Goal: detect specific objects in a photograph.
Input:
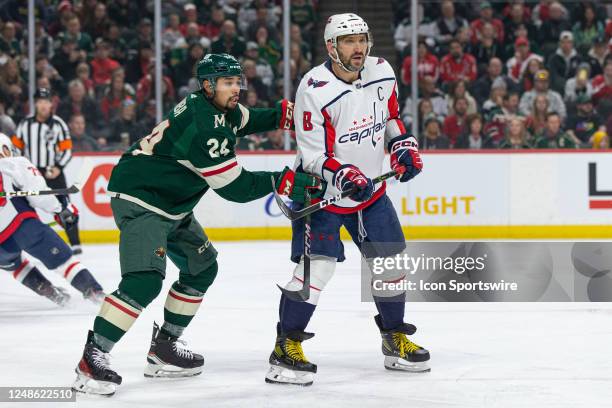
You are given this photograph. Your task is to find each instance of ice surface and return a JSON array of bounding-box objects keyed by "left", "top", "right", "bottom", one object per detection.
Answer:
[{"left": 1, "top": 242, "right": 611, "bottom": 408}]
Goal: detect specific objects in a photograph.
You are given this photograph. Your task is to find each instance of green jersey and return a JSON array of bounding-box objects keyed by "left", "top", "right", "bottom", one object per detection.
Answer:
[{"left": 107, "top": 91, "right": 284, "bottom": 219}]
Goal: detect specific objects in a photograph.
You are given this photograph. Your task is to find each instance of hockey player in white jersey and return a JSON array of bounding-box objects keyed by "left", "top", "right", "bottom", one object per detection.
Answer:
[
  {"left": 265, "top": 14, "right": 429, "bottom": 386},
  {"left": 0, "top": 133, "right": 104, "bottom": 305}
]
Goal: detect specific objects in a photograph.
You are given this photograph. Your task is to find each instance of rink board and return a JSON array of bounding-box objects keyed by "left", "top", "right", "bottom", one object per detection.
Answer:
[{"left": 54, "top": 150, "right": 612, "bottom": 241}]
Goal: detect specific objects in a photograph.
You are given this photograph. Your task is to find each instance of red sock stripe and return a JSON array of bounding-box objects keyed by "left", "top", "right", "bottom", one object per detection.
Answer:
[
  {"left": 12, "top": 259, "right": 30, "bottom": 279},
  {"left": 104, "top": 296, "right": 139, "bottom": 318},
  {"left": 169, "top": 290, "right": 203, "bottom": 303},
  {"left": 294, "top": 276, "right": 322, "bottom": 291},
  {"left": 63, "top": 261, "right": 80, "bottom": 278}
]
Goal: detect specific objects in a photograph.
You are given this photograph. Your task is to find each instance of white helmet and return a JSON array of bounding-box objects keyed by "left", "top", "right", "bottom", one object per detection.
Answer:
[
  {"left": 0, "top": 132, "right": 15, "bottom": 158},
  {"left": 324, "top": 13, "right": 372, "bottom": 72}
]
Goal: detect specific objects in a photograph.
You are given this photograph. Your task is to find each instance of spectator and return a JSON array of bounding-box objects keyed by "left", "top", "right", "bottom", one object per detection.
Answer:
[
  {"left": 290, "top": 23, "right": 312, "bottom": 62},
  {"left": 290, "top": 0, "right": 315, "bottom": 41},
  {"left": 455, "top": 113, "right": 494, "bottom": 149},
  {"left": 586, "top": 35, "right": 609, "bottom": 78},
  {"left": 59, "top": 15, "right": 93, "bottom": 57},
  {"left": 128, "top": 18, "right": 154, "bottom": 50},
  {"left": 504, "top": 2, "right": 537, "bottom": 51},
  {"left": 499, "top": 116, "right": 532, "bottom": 149},
  {"left": 443, "top": 96, "right": 469, "bottom": 146},
  {"left": 105, "top": 23, "right": 128, "bottom": 64},
  {"left": 163, "top": 13, "right": 186, "bottom": 52},
  {"left": 482, "top": 77, "right": 507, "bottom": 119},
  {"left": 507, "top": 37, "right": 544, "bottom": 83},
  {"left": 290, "top": 42, "right": 311, "bottom": 80},
  {"left": 420, "top": 113, "right": 450, "bottom": 149},
  {"left": 0, "top": 21, "right": 20, "bottom": 57},
  {"left": 173, "top": 41, "right": 205, "bottom": 91},
  {"left": 503, "top": 91, "right": 521, "bottom": 117},
  {"left": 519, "top": 69, "right": 566, "bottom": 120},
  {"left": 69, "top": 113, "right": 99, "bottom": 152},
  {"left": 470, "top": 58, "right": 516, "bottom": 106},
  {"left": 591, "top": 130, "right": 609, "bottom": 149},
  {"left": 470, "top": 1, "right": 504, "bottom": 45},
  {"left": 82, "top": 2, "right": 110, "bottom": 40},
  {"left": 47, "top": 0, "right": 75, "bottom": 37},
  {"left": 532, "top": 0, "right": 565, "bottom": 28},
  {"left": 534, "top": 112, "right": 578, "bottom": 148},
  {"left": 572, "top": 3, "right": 605, "bottom": 57},
  {"left": 138, "top": 100, "right": 157, "bottom": 133},
  {"left": 564, "top": 63, "right": 593, "bottom": 103},
  {"left": 33, "top": 19, "right": 55, "bottom": 59},
  {"left": 591, "top": 58, "right": 612, "bottom": 111},
  {"left": 243, "top": 58, "right": 270, "bottom": 104},
  {"left": 125, "top": 42, "right": 154, "bottom": 85},
  {"left": 136, "top": 62, "right": 175, "bottom": 111},
  {"left": 401, "top": 40, "right": 440, "bottom": 86},
  {"left": 0, "top": 58, "right": 24, "bottom": 115},
  {"left": 91, "top": 39, "right": 120, "bottom": 89},
  {"left": 34, "top": 55, "right": 63, "bottom": 95},
  {"left": 100, "top": 67, "right": 135, "bottom": 122},
  {"left": 0, "top": 92, "right": 16, "bottom": 135},
  {"left": 247, "top": 7, "right": 279, "bottom": 43},
  {"left": 76, "top": 62, "right": 95, "bottom": 98},
  {"left": 401, "top": 75, "right": 448, "bottom": 127},
  {"left": 432, "top": 0, "right": 468, "bottom": 53},
  {"left": 202, "top": 7, "right": 224, "bottom": 40},
  {"left": 446, "top": 79, "right": 477, "bottom": 115},
  {"left": 260, "top": 129, "right": 294, "bottom": 150},
  {"left": 525, "top": 94, "right": 550, "bottom": 135},
  {"left": 179, "top": 4, "right": 205, "bottom": 38},
  {"left": 107, "top": 0, "right": 141, "bottom": 29},
  {"left": 439, "top": 39, "right": 477, "bottom": 85},
  {"left": 244, "top": 41, "right": 274, "bottom": 87},
  {"left": 470, "top": 22, "right": 504, "bottom": 75},
  {"left": 566, "top": 94, "right": 606, "bottom": 145},
  {"left": 211, "top": 20, "right": 246, "bottom": 58},
  {"left": 538, "top": 2, "right": 571, "bottom": 59},
  {"left": 57, "top": 79, "right": 103, "bottom": 135},
  {"left": 106, "top": 98, "right": 144, "bottom": 149},
  {"left": 547, "top": 31, "right": 581, "bottom": 95},
  {"left": 520, "top": 57, "right": 546, "bottom": 92},
  {"left": 51, "top": 36, "right": 83, "bottom": 83}
]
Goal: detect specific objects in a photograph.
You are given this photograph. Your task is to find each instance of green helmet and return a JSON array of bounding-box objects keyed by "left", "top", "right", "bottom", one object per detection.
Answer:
[{"left": 196, "top": 53, "right": 246, "bottom": 93}]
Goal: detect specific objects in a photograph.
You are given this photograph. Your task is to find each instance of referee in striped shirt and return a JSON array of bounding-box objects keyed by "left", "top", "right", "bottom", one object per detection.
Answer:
[{"left": 12, "top": 88, "right": 83, "bottom": 254}]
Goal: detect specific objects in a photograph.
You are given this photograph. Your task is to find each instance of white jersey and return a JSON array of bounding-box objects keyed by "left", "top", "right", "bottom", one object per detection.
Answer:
[
  {"left": 294, "top": 56, "right": 407, "bottom": 213},
  {"left": 0, "top": 156, "right": 62, "bottom": 243}
]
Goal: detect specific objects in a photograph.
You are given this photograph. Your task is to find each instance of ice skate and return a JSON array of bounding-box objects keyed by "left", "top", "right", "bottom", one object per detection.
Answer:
[
  {"left": 144, "top": 322, "right": 204, "bottom": 378},
  {"left": 375, "top": 315, "right": 430, "bottom": 373},
  {"left": 39, "top": 283, "right": 70, "bottom": 307},
  {"left": 266, "top": 323, "right": 317, "bottom": 386},
  {"left": 83, "top": 287, "right": 105, "bottom": 304},
  {"left": 72, "top": 331, "right": 122, "bottom": 396}
]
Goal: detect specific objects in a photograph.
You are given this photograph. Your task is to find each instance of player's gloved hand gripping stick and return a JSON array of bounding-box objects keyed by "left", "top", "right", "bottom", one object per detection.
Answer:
[{"left": 272, "top": 168, "right": 403, "bottom": 222}]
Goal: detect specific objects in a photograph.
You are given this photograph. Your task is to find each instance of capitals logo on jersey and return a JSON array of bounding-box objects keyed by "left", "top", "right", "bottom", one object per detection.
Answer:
[
  {"left": 338, "top": 101, "right": 387, "bottom": 149},
  {"left": 307, "top": 77, "right": 328, "bottom": 88}
]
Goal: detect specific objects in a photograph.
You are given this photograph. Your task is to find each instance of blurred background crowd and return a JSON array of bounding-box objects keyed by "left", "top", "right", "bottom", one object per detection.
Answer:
[{"left": 0, "top": 0, "right": 610, "bottom": 151}]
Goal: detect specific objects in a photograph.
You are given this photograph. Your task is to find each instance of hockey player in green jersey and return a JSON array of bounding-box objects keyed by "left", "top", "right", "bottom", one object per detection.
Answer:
[{"left": 72, "top": 53, "right": 322, "bottom": 396}]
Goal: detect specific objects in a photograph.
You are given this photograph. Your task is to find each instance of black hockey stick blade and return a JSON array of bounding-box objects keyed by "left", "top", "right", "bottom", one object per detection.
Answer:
[{"left": 277, "top": 283, "right": 310, "bottom": 302}]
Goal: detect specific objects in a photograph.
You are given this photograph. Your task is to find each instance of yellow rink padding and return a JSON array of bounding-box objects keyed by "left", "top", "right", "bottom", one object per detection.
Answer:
[{"left": 57, "top": 225, "right": 612, "bottom": 244}]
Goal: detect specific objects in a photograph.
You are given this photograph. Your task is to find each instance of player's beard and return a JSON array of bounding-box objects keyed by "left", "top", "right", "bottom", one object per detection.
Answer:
[
  {"left": 338, "top": 49, "right": 365, "bottom": 72},
  {"left": 225, "top": 95, "right": 239, "bottom": 110}
]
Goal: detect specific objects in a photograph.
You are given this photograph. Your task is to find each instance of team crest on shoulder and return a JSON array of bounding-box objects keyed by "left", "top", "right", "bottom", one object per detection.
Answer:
[
  {"left": 377, "top": 58, "right": 385, "bottom": 65},
  {"left": 307, "top": 77, "right": 328, "bottom": 88}
]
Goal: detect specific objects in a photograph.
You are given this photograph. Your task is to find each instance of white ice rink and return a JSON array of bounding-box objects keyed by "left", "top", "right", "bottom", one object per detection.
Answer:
[{"left": 1, "top": 242, "right": 611, "bottom": 408}]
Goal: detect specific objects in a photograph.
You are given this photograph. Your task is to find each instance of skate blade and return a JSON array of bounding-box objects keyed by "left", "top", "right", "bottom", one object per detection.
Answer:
[
  {"left": 144, "top": 362, "right": 203, "bottom": 378},
  {"left": 384, "top": 356, "right": 431, "bottom": 373},
  {"left": 72, "top": 371, "right": 116, "bottom": 396},
  {"left": 265, "top": 365, "right": 314, "bottom": 386}
]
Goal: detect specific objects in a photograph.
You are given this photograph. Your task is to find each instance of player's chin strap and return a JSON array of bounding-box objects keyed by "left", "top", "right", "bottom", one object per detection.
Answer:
[{"left": 328, "top": 35, "right": 372, "bottom": 73}]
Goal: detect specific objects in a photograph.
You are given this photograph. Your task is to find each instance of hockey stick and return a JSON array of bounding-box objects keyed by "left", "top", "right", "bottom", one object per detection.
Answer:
[
  {"left": 272, "top": 169, "right": 400, "bottom": 221},
  {"left": 0, "top": 158, "right": 94, "bottom": 198},
  {"left": 277, "top": 189, "right": 312, "bottom": 302}
]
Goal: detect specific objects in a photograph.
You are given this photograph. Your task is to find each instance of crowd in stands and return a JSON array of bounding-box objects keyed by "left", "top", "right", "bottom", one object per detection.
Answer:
[
  {"left": 393, "top": 0, "right": 612, "bottom": 149},
  {"left": 0, "top": 1, "right": 610, "bottom": 151},
  {"left": 0, "top": 0, "right": 316, "bottom": 151}
]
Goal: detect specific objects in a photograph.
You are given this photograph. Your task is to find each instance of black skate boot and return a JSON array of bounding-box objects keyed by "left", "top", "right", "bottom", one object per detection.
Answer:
[
  {"left": 144, "top": 322, "right": 204, "bottom": 378},
  {"left": 266, "top": 323, "right": 317, "bottom": 386},
  {"left": 38, "top": 283, "right": 71, "bottom": 307},
  {"left": 72, "top": 330, "right": 122, "bottom": 396},
  {"left": 375, "top": 314, "right": 430, "bottom": 372}
]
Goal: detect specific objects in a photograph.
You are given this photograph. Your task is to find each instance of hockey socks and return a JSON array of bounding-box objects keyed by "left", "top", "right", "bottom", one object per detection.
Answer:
[
  {"left": 279, "top": 293, "right": 316, "bottom": 333},
  {"left": 161, "top": 281, "right": 204, "bottom": 338},
  {"left": 11, "top": 259, "right": 50, "bottom": 294},
  {"left": 373, "top": 293, "right": 406, "bottom": 330},
  {"left": 56, "top": 257, "right": 103, "bottom": 295}
]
